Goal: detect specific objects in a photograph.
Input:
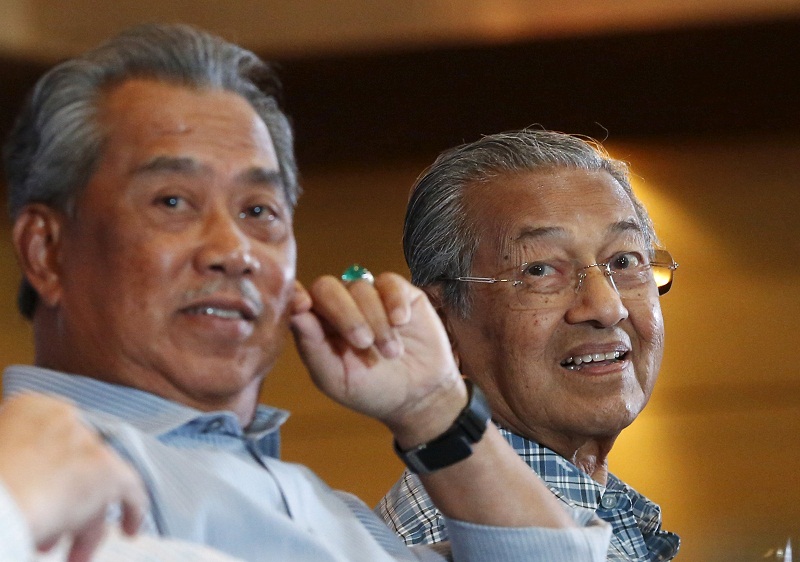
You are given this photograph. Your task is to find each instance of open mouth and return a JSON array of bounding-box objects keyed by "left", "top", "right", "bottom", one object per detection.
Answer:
[
  {"left": 184, "top": 305, "right": 254, "bottom": 321},
  {"left": 560, "top": 351, "right": 628, "bottom": 371}
]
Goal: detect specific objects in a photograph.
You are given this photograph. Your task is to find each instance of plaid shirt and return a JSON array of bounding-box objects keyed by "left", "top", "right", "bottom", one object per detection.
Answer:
[{"left": 377, "top": 428, "right": 679, "bottom": 561}]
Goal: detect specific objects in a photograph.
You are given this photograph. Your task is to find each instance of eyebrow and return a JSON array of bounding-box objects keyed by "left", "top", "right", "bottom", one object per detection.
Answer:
[
  {"left": 515, "top": 226, "right": 567, "bottom": 241},
  {"left": 514, "top": 219, "right": 645, "bottom": 242},
  {"left": 133, "top": 156, "right": 283, "bottom": 187},
  {"left": 134, "top": 156, "right": 205, "bottom": 176},
  {"left": 239, "top": 167, "right": 283, "bottom": 187},
  {"left": 610, "top": 218, "right": 645, "bottom": 237}
]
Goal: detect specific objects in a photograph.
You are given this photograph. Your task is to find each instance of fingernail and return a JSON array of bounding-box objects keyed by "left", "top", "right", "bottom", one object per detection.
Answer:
[
  {"left": 380, "top": 338, "right": 402, "bottom": 359},
  {"left": 389, "top": 307, "right": 409, "bottom": 325},
  {"left": 351, "top": 326, "right": 373, "bottom": 348}
]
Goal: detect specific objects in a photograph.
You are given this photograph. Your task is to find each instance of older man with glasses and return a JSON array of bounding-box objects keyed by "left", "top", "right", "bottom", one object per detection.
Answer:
[{"left": 378, "top": 129, "right": 680, "bottom": 561}]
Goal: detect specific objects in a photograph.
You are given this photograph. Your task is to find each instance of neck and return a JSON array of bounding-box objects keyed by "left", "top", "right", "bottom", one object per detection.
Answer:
[
  {"left": 499, "top": 420, "right": 618, "bottom": 485},
  {"left": 565, "top": 441, "right": 612, "bottom": 485}
]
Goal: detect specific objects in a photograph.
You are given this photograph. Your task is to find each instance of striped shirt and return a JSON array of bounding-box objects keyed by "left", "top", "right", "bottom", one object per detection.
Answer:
[
  {"left": 0, "top": 472, "right": 245, "bottom": 562},
  {"left": 378, "top": 428, "right": 679, "bottom": 561},
  {"left": 2, "top": 365, "right": 611, "bottom": 562}
]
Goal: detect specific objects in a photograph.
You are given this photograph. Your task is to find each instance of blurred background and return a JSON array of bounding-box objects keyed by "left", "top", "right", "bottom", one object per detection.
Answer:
[{"left": 1, "top": 1, "right": 799, "bottom": 560}]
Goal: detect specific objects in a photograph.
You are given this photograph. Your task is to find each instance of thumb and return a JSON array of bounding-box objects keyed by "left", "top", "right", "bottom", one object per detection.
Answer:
[{"left": 290, "top": 280, "right": 312, "bottom": 316}]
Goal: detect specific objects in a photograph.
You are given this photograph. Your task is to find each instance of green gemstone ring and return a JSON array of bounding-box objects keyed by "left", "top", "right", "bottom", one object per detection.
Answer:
[{"left": 341, "top": 264, "right": 374, "bottom": 285}]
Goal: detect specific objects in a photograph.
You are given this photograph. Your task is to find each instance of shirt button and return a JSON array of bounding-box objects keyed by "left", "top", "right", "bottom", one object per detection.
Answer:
[
  {"left": 206, "top": 419, "right": 224, "bottom": 431},
  {"left": 600, "top": 493, "right": 619, "bottom": 509}
]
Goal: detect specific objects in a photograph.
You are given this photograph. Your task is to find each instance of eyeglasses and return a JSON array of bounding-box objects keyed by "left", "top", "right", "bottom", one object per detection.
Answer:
[{"left": 443, "top": 249, "right": 678, "bottom": 310}]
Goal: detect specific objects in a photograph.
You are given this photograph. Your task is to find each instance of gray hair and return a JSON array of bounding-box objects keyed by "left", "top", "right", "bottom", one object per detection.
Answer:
[
  {"left": 403, "top": 129, "right": 659, "bottom": 317},
  {"left": 4, "top": 23, "right": 299, "bottom": 319}
]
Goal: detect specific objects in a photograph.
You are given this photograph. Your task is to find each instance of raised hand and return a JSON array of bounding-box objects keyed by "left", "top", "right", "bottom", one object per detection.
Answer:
[{"left": 289, "top": 272, "right": 467, "bottom": 447}]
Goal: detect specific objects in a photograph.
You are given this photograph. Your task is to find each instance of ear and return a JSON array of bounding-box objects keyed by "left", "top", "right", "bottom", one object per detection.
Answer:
[
  {"left": 12, "top": 204, "right": 67, "bottom": 309},
  {"left": 422, "top": 285, "right": 462, "bottom": 369}
]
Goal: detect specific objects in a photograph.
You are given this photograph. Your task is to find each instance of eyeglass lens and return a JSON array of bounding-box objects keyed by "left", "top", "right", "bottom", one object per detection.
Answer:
[{"left": 509, "top": 250, "right": 675, "bottom": 310}]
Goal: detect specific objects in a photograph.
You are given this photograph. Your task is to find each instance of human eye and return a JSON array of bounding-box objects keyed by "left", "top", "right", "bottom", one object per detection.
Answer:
[
  {"left": 518, "top": 261, "right": 567, "bottom": 294},
  {"left": 238, "top": 200, "right": 289, "bottom": 241},
  {"left": 143, "top": 190, "right": 197, "bottom": 229},
  {"left": 238, "top": 204, "right": 277, "bottom": 221},
  {"left": 156, "top": 195, "right": 180, "bottom": 208},
  {"left": 521, "top": 262, "right": 558, "bottom": 278},
  {"left": 153, "top": 194, "right": 192, "bottom": 213},
  {"left": 608, "top": 251, "right": 645, "bottom": 272}
]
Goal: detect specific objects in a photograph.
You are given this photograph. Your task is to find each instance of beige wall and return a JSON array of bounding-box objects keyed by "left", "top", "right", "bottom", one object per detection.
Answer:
[{"left": 1, "top": 133, "right": 799, "bottom": 560}]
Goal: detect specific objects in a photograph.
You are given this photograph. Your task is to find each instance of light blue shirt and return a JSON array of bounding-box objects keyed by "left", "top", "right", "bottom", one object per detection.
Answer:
[
  {"left": 0, "top": 478, "right": 245, "bottom": 562},
  {"left": 3, "top": 365, "right": 610, "bottom": 562}
]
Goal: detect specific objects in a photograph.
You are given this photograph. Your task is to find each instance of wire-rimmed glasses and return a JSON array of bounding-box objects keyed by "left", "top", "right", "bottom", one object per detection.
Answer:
[{"left": 443, "top": 249, "right": 678, "bottom": 310}]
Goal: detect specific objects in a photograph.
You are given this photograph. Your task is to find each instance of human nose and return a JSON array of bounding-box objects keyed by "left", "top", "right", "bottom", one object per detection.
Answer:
[
  {"left": 194, "top": 209, "right": 261, "bottom": 276},
  {"left": 564, "top": 264, "right": 628, "bottom": 327}
]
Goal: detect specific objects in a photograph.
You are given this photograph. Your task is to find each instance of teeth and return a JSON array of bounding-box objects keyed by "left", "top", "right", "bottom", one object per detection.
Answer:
[
  {"left": 562, "top": 351, "right": 623, "bottom": 369},
  {"left": 192, "top": 307, "right": 243, "bottom": 320}
]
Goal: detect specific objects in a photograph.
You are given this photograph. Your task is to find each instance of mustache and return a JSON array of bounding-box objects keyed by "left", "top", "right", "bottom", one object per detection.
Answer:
[{"left": 181, "top": 278, "right": 265, "bottom": 316}]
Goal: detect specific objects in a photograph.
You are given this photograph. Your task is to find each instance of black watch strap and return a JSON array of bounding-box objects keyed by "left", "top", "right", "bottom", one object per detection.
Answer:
[{"left": 393, "top": 380, "right": 491, "bottom": 475}]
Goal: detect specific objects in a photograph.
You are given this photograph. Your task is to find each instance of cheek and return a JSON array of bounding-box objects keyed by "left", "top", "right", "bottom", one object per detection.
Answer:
[
  {"left": 629, "top": 299, "right": 665, "bottom": 347},
  {"left": 506, "top": 308, "right": 562, "bottom": 343},
  {"left": 628, "top": 299, "right": 665, "bottom": 385},
  {"left": 259, "top": 241, "right": 296, "bottom": 294},
  {"left": 496, "top": 309, "right": 562, "bottom": 371},
  {"left": 112, "top": 240, "right": 181, "bottom": 291},
  {"left": 85, "top": 237, "right": 187, "bottom": 327}
]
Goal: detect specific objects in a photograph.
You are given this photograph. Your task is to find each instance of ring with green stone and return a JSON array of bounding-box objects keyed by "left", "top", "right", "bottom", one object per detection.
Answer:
[{"left": 341, "top": 264, "right": 375, "bottom": 285}]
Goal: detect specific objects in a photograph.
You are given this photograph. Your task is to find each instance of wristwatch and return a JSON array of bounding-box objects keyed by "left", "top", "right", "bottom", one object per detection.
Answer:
[{"left": 393, "top": 380, "right": 492, "bottom": 475}]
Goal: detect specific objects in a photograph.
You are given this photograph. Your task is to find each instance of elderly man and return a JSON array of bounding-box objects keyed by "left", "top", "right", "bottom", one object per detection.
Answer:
[
  {"left": 2, "top": 24, "right": 609, "bottom": 562},
  {"left": 378, "top": 130, "right": 680, "bottom": 561}
]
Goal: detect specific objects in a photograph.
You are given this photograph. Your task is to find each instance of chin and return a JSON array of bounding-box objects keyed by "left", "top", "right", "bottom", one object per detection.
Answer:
[{"left": 582, "top": 407, "right": 642, "bottom": 437}]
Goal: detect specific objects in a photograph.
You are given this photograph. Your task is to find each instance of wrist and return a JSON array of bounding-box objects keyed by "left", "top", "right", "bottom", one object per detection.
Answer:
[
  {"left": 388, "top": 375, "right": 468, "bottom": 449},
  {"left": 393, "top": 380, "right": 492, "bottom": 474}
]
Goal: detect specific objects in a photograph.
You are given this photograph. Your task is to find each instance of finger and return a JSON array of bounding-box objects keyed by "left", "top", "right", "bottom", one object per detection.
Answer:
[
  {"left": 373, "top": 272, "right": 414, "bottom": 326},
  {"left": 36, "top": 536, "right": 61, "bottom": 552},
  {"left": 66, "top": 514, "right": 106, "bottom": 562},
  {"left": 290, "top": 280, "right": 312, "bottom": 315},
  {"left": 90, "top": 428, "right": 148, "bottom": 536},
  {"left": 116, "top": 463, "right": 148, "bottom": 536},
  {"left": 308, "top": 275, "right": 374, "bottom": 349},
  {"left": 289, "top": 308, "right": 347, "bottom": 391},
  {"left": 347, "top": 280, "right": 402, "bottom": 359}
]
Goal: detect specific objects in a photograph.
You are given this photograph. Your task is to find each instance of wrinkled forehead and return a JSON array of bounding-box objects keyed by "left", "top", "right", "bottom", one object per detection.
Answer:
[{"left": 464, "top": 168, "right": 645, "bottom": 258}]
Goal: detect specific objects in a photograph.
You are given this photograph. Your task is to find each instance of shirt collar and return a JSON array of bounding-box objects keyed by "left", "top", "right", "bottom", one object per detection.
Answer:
[
  {"left": 2, "top": 364, "right": 288, "bottom": 442},
  {"left": 497, "top": 427, "right": 645, "bottom": 511},
  {"left": 497, "top": 427, "right": 678, "bottom": 559}
]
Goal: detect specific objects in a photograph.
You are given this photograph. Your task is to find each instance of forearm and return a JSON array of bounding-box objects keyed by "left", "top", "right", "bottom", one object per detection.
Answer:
[
  {"left": 415, "top": 425, "right": 575, "bottom": 529},
  {"left": 444, "top": 508, "right": 611, "bottom": 562},
  {"left": 388, "top": 379, "right": 572, "bottom": 530}
]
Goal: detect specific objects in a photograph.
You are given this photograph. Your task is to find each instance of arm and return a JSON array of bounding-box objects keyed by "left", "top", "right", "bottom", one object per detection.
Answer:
[
  {"left": 0, "top": 393, "right": 148, "bottom": 562},
  {"left": 290, "top": 273, "right": 610, "bottom": 559}
]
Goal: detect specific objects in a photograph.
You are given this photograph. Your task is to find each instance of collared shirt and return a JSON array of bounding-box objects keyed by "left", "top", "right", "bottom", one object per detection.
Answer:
[
  {"left": 378, "top": 427, "right": 679, "bottom": 562},
  {"left": 3, "top": 366, "right": 611, "bottom": 562},
  {"left": 0, "top": 479, "right": 245, "bottom": 562}
]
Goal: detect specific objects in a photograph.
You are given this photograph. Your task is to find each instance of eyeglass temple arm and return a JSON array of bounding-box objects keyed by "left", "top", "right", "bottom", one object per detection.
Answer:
[
  {"left": 651, "top": 261, "right": 679, "bottom": 271},
  {"left": 445, "top": 276, "right": 512, "bottom": 284}
]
